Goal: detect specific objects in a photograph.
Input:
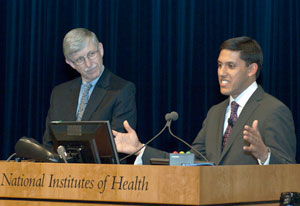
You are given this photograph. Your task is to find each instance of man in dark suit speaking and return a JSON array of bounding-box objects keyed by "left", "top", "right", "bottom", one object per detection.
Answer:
[
  {"left": 113, "top": 36, "right": 296, "bottom": 165},
  {"left": 43, "top": 28, "right": 137, "bottom": 148}
]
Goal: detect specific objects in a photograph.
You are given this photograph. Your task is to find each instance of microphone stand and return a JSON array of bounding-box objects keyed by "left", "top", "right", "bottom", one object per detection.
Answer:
[
  {"left": 119, "top": 121, "right": 169, "bottom": 162},
  {"left": 167, "top": 121, "right": 210, "bottom": 162},
  {"left": 119, "top": 111, "right": 211, "bottom": 164}
]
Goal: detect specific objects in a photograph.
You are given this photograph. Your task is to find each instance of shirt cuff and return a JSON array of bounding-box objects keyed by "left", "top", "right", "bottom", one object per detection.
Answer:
[
  {"left": 133, "top": 144, "right": 146, "bottom": 165},
  {"left": 258, "top": 147, "right": 271, "bottom": 165}
]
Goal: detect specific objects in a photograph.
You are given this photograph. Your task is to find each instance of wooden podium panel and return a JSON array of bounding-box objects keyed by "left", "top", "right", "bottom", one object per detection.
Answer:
[
  {"left": 0, "top": 162, "right": 200, "bottom": 205},
  {"left": 199, "top": 164, "right": 300, "bottom": 204},
  {"left": 0, "top": 200, "right": 139, "bottom": 206},
  {"left": 0, "top": 162, "right": 299, "bottom": 205}
]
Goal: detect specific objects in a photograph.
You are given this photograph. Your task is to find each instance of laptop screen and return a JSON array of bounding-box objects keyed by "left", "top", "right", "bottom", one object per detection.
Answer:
[{"left": 49, "top": 121, "right": 120, "bottom": 164}]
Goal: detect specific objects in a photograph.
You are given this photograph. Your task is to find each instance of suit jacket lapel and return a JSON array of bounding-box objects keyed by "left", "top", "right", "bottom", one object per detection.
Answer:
[
  {"left": 215, "top": 100, "right": 229, "bottom": 158},
  {"left": 81, "top": 69, "right": 111, "bottom": 121},
  {"left": 219, "top": 86, "right": 264, "bottom": 161},
  {"left": 66, "top": 78, "right": 81, "bottom": 120}
]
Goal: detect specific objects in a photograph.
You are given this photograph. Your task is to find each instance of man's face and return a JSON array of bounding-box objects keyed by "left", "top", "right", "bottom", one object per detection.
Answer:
[
  {"left": 66, "top": 39, "right": 104, "bottom": 82},
  {"left": 217, "top": 49, "right": 256, "bottom": 98}
]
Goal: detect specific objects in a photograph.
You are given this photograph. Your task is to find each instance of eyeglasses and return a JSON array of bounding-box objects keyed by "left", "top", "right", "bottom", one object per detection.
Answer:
[{"left": 72, "top": 49, "right": 99, "bottom": 66}]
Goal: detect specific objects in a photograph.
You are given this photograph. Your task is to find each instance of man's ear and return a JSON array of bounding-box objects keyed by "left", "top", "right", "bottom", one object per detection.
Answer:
[
  {"left": 248, "top": 63, "right": 258, "bottom": 77},
  {"left": 65, "top": 58, "right": 76, "bottom": 70},
  {"left": 99, "top": 42, "right": 104, "bottom": 57}
]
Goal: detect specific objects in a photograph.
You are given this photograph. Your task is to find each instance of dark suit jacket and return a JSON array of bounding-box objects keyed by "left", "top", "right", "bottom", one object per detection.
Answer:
[
  {"left": 43, "top": 68, "right": 137, "bottom": 147},
  {"left": 142, "top": 86, "right": 296, "bottom": 165}
]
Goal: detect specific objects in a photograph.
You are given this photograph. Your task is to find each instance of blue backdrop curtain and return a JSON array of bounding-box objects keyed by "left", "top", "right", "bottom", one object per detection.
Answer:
[{"left": 1, "top": 0, "right": 299, "bottom": 162}]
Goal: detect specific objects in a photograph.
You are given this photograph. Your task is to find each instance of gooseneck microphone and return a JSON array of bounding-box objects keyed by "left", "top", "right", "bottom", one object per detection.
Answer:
[
  {"left": 119, "top": 111, "right": 178, "bottom": 162},
  {"left": 167, "top": 120, "right": 210, "bottom": 162},
  {"left": 57, "top": 145, "right": 68, "bottom": 163},
  {"left": 6, "top": 153, "right": 17, "bottom": 162},
  {"left": 120, "top": 111, "right": 210, "bottom": 163}
]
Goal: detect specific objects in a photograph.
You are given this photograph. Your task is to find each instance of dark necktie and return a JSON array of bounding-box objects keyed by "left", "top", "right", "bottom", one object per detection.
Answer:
[
  {"left": 222, "top": 101, "right": 239, "bottom": 150},
  {"left": 76, "top": 83, "right": 92, "bottom": 121}
]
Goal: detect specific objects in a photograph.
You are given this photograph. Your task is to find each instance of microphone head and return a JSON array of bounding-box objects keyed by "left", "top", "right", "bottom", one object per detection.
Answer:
[
  {"left": 57, "top": 145, "right": 68, "bottom": 163},
  {"left": 170, "top": 111, "right": 179, "bottom": 121},
  {"left": 15, "top": 137, "right": 59, "bottom": 162},
  {"left": 165, "top": 111, "right": 179, "bottom": 121},
  {"left": 57, "top": 145, "right": 66, "bottom": 155},
  {"left": 165, "top": 113, "right": 172, "bottom": 121}
]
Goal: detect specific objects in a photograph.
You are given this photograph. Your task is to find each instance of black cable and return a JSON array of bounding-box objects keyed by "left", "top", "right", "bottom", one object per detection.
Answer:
[
  {"left": 119, "top": 121, "right": 169, "bottom": 162},
  {"left": 167, "top": 121, "right": 210, "bottom": 162}
]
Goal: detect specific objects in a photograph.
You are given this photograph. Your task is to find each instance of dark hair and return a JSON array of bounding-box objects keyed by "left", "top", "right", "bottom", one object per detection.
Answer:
[{"left": 220, "top": 36, "right": 263, "bottom": 78}]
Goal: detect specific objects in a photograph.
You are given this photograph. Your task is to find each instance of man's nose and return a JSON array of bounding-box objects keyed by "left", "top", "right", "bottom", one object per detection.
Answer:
[
  {"left": 218, "top": 66, "right": 227, "bottom": 76},
  {"left": 84, "top": 57, "right": 92, "bottom": 67}
]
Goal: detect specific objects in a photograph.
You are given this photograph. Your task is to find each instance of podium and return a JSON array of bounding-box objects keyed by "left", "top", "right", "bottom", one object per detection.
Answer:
[{"left": 0, "top": 162, "right": 299, "bottom": 206}]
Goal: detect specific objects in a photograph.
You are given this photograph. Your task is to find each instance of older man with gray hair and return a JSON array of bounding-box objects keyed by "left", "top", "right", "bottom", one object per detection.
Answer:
[{"left": 43, "top": 28, "right": 137, "bottom": 151}]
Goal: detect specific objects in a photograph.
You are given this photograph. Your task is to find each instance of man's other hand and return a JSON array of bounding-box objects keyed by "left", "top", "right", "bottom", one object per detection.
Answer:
[
  {"left": 112, "top": 120, "right": 143, "bottom": 155},
  {"left": 243, "top": 120, "right": 269, "bottom": 162}
]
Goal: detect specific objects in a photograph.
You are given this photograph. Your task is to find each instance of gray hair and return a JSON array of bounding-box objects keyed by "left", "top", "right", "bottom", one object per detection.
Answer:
[{"left": 63, "top": 28, "right": 99, "bottom": 59}]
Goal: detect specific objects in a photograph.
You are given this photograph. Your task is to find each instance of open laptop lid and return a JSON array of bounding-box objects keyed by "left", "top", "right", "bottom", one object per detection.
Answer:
[{"left": 49, "top": 120, "right": 120, "bottom": 164}]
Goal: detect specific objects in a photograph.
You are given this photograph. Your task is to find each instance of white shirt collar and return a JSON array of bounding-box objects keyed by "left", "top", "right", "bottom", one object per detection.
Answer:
[
  {"left": 223, "top": 81, "right": 258, "bottom": 134},
  {"left": 229, "top": 81, "right": 258, "bottom": 110}
]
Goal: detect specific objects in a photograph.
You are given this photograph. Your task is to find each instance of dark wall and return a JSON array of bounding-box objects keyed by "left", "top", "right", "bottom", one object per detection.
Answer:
[{"left": 1, "top": 0, "right": 299, "bottom": 162}]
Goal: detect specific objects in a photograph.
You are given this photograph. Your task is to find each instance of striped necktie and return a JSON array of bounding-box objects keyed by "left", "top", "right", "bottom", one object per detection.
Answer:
[
  {"left": 76, "top": 83, "right": 92, "bottom": 121},
  {"left": 222, "top": 101, "right": 239, "bottom": 150}
]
